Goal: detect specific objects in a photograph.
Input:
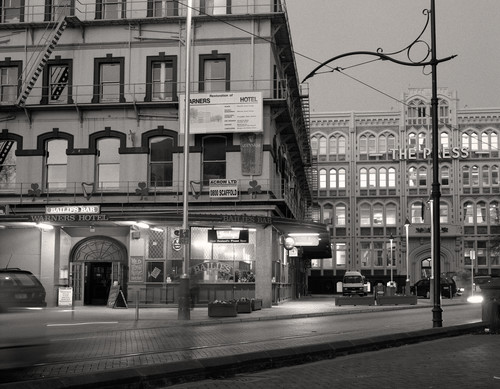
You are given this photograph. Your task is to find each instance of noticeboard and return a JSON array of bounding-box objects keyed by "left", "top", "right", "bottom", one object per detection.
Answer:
[{"left": 58, "top": 287, "right": 73, "bottom": 307}]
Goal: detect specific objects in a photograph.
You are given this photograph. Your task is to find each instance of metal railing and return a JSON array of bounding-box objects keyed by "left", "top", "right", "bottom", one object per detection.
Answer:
[{"left": 0, "top": 0, "right": 286, "bottom": 25}]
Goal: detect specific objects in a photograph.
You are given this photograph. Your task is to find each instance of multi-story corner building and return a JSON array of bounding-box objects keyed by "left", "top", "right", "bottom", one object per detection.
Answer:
[
  {"left": 309, "top": 87, "right": 500, "bottom": 294},
  {"left": 0, "top": 0, "right": 330, "bottom": 308}
]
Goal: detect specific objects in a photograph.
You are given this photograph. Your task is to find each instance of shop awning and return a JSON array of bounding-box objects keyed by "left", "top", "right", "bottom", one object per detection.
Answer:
[{"left": 272, "top": 218, "right": 332, "bottom": 259}]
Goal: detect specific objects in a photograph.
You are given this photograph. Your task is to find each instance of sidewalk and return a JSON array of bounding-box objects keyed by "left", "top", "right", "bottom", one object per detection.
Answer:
[{"left": 1, "top": 295, "right": 488, "bottom": 389}]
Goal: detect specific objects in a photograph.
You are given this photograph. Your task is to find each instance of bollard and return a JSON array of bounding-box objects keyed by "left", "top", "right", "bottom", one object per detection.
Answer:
[{"left": 135, "top": 290, "right": 139, "bottom": 321}]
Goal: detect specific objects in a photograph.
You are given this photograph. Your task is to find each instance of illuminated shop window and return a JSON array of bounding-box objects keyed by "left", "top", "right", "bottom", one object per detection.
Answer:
[{"left": 335, "top": 243, "right": 346, "bottom": 267}]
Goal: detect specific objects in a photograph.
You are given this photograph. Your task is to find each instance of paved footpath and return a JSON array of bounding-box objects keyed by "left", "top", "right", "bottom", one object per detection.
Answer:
[
  {"left": 0, "top": 296, "right": 492, "bottom": 388},
  {"left": 169, "top": 333, "right": 500, "bottom": 389}
]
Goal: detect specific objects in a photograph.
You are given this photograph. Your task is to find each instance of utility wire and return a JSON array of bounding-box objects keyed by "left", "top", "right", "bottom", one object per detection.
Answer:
[{"left": 174, "top": 0, "right": 497, "bottom": 152}]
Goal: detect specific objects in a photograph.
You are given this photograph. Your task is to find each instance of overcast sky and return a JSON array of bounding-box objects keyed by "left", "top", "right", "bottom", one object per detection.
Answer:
[{"left": 285, "top": 0, "right": 500, "bottom": 113}]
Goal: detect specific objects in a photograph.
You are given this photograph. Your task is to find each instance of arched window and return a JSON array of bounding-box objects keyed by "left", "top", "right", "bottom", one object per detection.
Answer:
[
  {"left": 386, "top": 203, "right": 397, "bottom": 225},
  {"left": 335, "top": 204, "right": 346, "bottom": 226},
  {"left": 373, "top": 203, "right": 383, "bottom": 225},
  {"left": 411, "top": 202, "right": 424, "bottom": 224},
  {"left": 359, "top": 135, "right": 367, "bottom": 154},
  {"left": 322, "top": 203, "right": 333, "bottom": 224},
  {"left": 0, "top": 140, "right": 17, "bottom": 190},
  {"left": 369, "top": 167, "right": 376, "bottom": 188},
  {"left": 368, "top": 134, "right": 376, "bottom": 154},
  {"left": 492, "top": 166, "right": 499, "bottom": 186},
  {"left": 409, "top": 167, "right": 417, "bottom": 187},
  {"left": 463, "top": 201, "right": 474, "bottom": 224},
  {"left": 379, "top": 168, "right": 387, "bottom": 188},
  {"left": 360, "top": 168, "right": 368, "bottom": 188},
  {"left": 440, "top": 202, "right": 449, "bottom": 223},
  {"left": 338, "top": 168, "right": 346, "bottom": 189},
  {"left": 388, "top": 168, "right": 396, "bottom": 188},
  {"left": 379, "top": 134, "right": 387, "bottom": 154},
  {"left": 418, "top": 166, "right": 427, "bottom": 186},
  {"left": 319, "top": 168, "right": 327, "bottom": 189},
  {"left": 360, "top": 203, "right": 371, "bottom": 226},
  {"left": 463, "top": 166, "right": 470, "bottom": 186},
  {"left": 328, "top": 168, "right": 337, "bottom": 189},
  {"left": 318, "top": 136, "right": 327, "bottom": 156},
  {"left": 45, "top": 139, "right": 68, "bottom": 190},
  {"left": 418, "top": 132, "right": 426, "bottom": 151},
  {"left": 482, "top": 165, "right": 490, "bottom": 187},
  {"left": 96, "top": 138, "right": 120, "bottom": 189},
  {"left": 438, "top": 98, "right": 449, "bottom": 121},
  {"left": 471, "top": 165, "right": 479, "bottom": 186},
  {"left": 477, "top": 201, "right": 487, "bottom": 224},
  {"left": 441, "top": 166, "right": 450, "bottom": 186},
  {"left": 149, "top": 136, "right": 174, "bottom": 188},
  {"left": 311, "top": 136, "right": 318, "bottom": 156},
  {"left": 328, "top": 136, "right": 337, "bottom": 156},
  {"left": 471, "top": 133, "right": 479, "bottom": 151},
  {"left": 409, "top": 132, "right": 417, "bottom": 148},
  {"left": 338, "top": 135, "right": 346, "bottom": 156},
  {"left": 387, "top": 134, "right": 396, "bottom": 152},
  {"left": 440, "top": 132, "right": 450, "bottom": 149},
  {"left": 489, "top": 201, "right": 499, "bottom": 224}
]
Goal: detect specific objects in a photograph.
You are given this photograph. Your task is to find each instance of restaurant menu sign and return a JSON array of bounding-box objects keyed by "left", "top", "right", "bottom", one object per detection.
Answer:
[{"left": 180, "top": 91, "right": 263, "bottom": 134}]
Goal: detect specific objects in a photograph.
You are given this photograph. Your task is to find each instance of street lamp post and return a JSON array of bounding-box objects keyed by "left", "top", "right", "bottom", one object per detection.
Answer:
[
  {"left": 389, "top": 234, "right": 394, "bottom": 284},
  {"left": 302, "top": 0, "right": 454, "bottom": 327},
  {"left": 404, "top": 218, "right": 411, "bottom": 295}
]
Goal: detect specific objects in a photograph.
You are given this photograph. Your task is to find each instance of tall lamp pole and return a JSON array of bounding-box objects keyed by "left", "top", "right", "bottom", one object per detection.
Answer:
[
  {"left": 178, "top": 0, "right": 193, "bottom": 320},
  {"left": 404, "top": 218, "right": 411, "bottom": 295},
  {"left": 302, "top": 0, "right": 455, "bottom": 327},
  {"left": 389, "top": 234, "right": 394, "bottom": 284}
]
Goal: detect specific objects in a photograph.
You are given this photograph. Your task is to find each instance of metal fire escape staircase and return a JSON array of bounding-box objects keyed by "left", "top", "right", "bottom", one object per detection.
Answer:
[
  {"left": 299, "top": 83, "right": 318, "bottom": 221},
  {"left": 16, "top": 16, "right": 69, "bottom": 107}
]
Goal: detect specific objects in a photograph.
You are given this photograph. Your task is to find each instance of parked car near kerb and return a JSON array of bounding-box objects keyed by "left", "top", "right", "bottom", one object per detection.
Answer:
[
  {"left": 410, "top": 277, "right": 457, "bottom": 299},
  {"left": 0, "top": 268, "right": 47, "bottom": 313}
]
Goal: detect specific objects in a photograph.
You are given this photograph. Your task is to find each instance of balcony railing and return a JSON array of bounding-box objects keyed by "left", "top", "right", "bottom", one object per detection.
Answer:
[
  {"left": 0, "top": 78, "right": 289, "bottom": 107},
  {"left": 0, "top": 178, "right": 304, "bottom": 218},
  {"left": 0, "top": 0, "right": 285, "bottom": 25}
]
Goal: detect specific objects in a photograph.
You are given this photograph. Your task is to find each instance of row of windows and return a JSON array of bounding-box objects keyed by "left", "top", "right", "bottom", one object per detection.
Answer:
[
  {"left": 311, "top": 129, "right": 500, "bottom": 157},
  {"left": 0, "top": 0, "right": 232, "bottom": 24},
  {"left": 316, "top": 165, "right": 500, "bottom": 191},
  {"left": 0, "top": 135, "right": 228, "bottom": 190},
  {"left": 317, "top": 200, "right": 500, "bottom": 227},
  {"left": 0, "top": 51, "right": 230, "bottom": 104}
]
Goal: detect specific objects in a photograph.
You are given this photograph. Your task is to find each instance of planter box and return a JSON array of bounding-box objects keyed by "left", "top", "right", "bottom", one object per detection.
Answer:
[
  {"left": 335, "top": 296, "right": 375, "bottom": 306},
  {"left": 376, "top": 295, "right": 418, "bottom": 306},
  {"left": 252, "top": 298, "right": 262, "bottom": 311},
  {"left": 237, "top": 300, "right": 252, "bottom": 313},
  {"left": 208, "top": 303, "right": 237, "bottom": 317}
]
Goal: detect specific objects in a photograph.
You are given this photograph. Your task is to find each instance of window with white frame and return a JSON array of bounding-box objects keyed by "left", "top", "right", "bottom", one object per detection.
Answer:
[
  {"left": 200, "top": 53, "right": 230, "bottom": 92},
  {"left": 96, "top": 138, "right": 120, "bottom": 189},
  {"left": 45, "top": 139, "right": 68, "bottom": 190},
  {"left": 0, "top": 66, "right": 19, "bottom": 103}
]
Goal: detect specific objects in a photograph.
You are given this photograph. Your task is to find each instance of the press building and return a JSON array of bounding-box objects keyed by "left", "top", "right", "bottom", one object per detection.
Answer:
[
  {"left": 0, "top": 0, "right": 331, "bottom": 308},
  {"left": 308, "top": 87, "right": 500, "bottom": 293}
]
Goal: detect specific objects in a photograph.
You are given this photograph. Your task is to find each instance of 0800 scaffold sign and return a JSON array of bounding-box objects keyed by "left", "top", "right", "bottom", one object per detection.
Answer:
[{"left": 209, "top": 179, "right": 239, "bottom": 198}]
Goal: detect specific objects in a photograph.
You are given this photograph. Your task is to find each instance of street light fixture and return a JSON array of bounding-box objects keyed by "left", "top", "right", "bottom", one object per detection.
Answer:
[
  {"left": 404, "top": 218, "right": 411, "bottom": 295},
  {"left": 303, "top": 0, "right": 455, "bottom": 327},
  {"left": 389, "top": 234, "right": 394, "bottom": 285}
]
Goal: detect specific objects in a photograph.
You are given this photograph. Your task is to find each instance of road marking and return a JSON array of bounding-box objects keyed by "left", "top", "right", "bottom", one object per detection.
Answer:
[{"left": 47, "top": 321, "right": 118, "bottom": 327}]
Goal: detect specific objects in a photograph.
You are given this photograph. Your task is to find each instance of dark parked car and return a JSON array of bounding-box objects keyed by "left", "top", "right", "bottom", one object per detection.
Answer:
[
  {"left": 0, "top": 268, "right": 47, "bottom": 313},
  {"left": 410, "top": 277, "right": 457, "bottom": 298}
]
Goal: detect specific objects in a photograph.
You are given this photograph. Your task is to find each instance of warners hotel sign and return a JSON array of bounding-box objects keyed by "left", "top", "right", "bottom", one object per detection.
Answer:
[
  {"left": 389, "top": 146, "right": 469, "bottom": 161},
  {"left": 29, "top": 205, "right": 109, "bottom": 222}
]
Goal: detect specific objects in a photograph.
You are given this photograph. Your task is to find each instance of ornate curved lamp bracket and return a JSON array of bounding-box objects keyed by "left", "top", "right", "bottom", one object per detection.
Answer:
[{"left": 302, "top": 8, "right": 456, "bottom": 83}]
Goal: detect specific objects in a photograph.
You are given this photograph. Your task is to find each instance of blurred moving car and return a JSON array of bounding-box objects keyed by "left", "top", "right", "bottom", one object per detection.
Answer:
[
  {"left": 410, "top": 277, "right": 457, "bottom": 298},
  {"left": 0, "top": 268, "right": 47, "bottom": 313},
  {"left": 0, "top": 269, "right": 48, "bottom": 370}
]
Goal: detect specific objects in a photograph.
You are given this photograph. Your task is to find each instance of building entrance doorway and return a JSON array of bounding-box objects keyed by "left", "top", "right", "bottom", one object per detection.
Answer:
[{"left": 84, "top": 262, "right": 112, "bottom": 305}]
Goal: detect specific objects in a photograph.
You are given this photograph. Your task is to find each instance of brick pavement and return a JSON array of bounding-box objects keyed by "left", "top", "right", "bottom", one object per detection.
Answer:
[
  {"left": 0, "top": 296, "right": 489, "bottom": 388},
  {"left": 168, "top": 333, "right": 500, "bottom": 389}
]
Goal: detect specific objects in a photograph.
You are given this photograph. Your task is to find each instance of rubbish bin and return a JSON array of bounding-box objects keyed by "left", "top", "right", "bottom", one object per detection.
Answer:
[
  {"left": 480, "top": 278, "right": 500, "bottom": 333},
  {"left": 386, "top": 281, "right": 397, "bottom": 296}
]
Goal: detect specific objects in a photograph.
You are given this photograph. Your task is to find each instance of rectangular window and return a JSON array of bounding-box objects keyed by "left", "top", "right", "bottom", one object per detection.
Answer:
[
  {"left": 361, "top": 242, "right": 371, "bottom": 267},
  {"left": 101, "top": 0, "right": 125, "bottom": 19},
  {"left": 151, "top": 0, "right": 177, "bottom": 16},
  {"left": 92, "top": 57, "right": 125, "bottom": 103},
  {"left": 0, "top": 67, "right": 18, "bottom": 103},
  {"left": 42, "top": 60, "right": 73, "bottom": 104},
  {"left": 2, "top": 0, "right": 24, "bottom": 23},
  {"left": 152, "top": 61, "right": 174, "bottom": 100},
  {"left": 202, "top": 136, "right": 226, "bottom": 185},
  {"left": 200, "top": 0, "right": 231, "bottom": 15},
  {"left": 48, "top": 0, "right": 72, "bottom": 21},
  {"left": 335, "top": 243, "right": 346, "bottom": 267},
  {"left": 199, "top": 53, "right": 230, "bottom": 92}
]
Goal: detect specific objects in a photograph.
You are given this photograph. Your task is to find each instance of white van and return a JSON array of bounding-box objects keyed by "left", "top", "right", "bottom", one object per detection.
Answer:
[{"left": 342, "top": 271, "right": 367, "bottom": 296}]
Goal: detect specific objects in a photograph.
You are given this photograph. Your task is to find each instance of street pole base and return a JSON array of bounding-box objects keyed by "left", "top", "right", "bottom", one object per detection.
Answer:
[
  {"left": 178, "top": 275, "right": 190, "bottom": 320},
  {"left": 432, "top": 306, "right": 443, "bottom": 327}
]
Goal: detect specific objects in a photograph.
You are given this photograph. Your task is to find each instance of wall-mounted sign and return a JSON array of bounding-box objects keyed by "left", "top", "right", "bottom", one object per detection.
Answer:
[
  {"left": 389, "top": 147, "right": 469, "bottom": 161},
  {"left": 30, "top": 214, "right": 109, "bottom": 222},
  {"left": 209, "top": 179, "right": 239, "bottom": 198},
  {"left": 208, "top": 229, "right": 249, "bottom": 243},
  {"left": 180, "top": 91, "right": 263, "bottom": 134},
  {"left": 46, "top": 205, "right": 101, "bottom": 215}
]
